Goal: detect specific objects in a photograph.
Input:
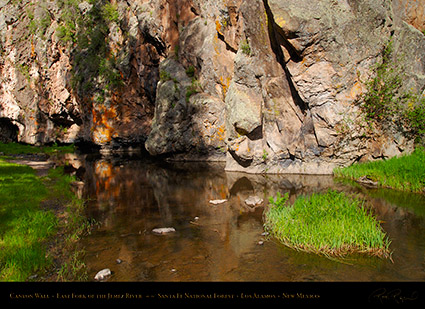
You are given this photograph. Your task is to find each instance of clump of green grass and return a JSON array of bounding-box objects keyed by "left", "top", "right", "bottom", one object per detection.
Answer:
[
  {"left": 334, "top": 147, "right": 425, "bottom": 193},
  {"left": 264, "top": 190, "right": 392, "bottom": 259}
]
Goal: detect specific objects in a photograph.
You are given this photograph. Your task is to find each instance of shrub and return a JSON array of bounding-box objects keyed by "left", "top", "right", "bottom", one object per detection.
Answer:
[
  {"left": 403, "top": 93, "right": 425, "bottom": 141},
  {"left": 362, "top": 40, "right": 401, "bottom": 121},
  {"left": 361, "top": 39, "right": 425, "bottom": 143}
]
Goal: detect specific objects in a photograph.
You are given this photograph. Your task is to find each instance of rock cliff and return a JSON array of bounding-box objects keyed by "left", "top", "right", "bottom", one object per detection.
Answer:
[{"left": 1, "top": 0, "right": 424, "bottom": 174}]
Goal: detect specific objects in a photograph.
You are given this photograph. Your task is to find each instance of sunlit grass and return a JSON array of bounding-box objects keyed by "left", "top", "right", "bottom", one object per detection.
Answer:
[
  {"left": 0, "top": 142, "right": 75, "bottom": 155},
  {"left": 264, "top": 190, "right": 392, "bottom": 259},
  {"left": 333, "top": 147, "right": 425, "bottom": 193},
  {"left": 0, "top": 142, "right": 88, "bottom": 281},
  {"left": 0, "top": 159, "right": 56, "bottom": 281}
]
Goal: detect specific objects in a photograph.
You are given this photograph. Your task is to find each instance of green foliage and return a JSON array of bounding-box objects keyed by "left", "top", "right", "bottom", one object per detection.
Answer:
[
  {"left": 101, "top": 3, "right": 119, "bottom": 23},
  {"left": 264, "top": 190, "right": 391, "bottom": 259},
  {"left": 362, "top": 41, "right": 401, "bottom": 121},
  {"left": 99, "top": 57, "right": 124, "bottom": 90},
  {"left": 56, "top": 0, "right": 81, "bottom": 43},
  {"left": 268, "top": 192, "right": 289, "bottom": 209},
  {"left": 159, "top": 70, "right": 171, "bottom": 82},
  {"left": 262, "top": 149, "right": 269, "bottom": 161},
  {"left": 55, "top": 24, "right": 74, "bottom": 43},
  {"left": 240, "top": 39, "right": 251, "bottom": 56},
  {"left": 334, "top": 147, "right": 425, "bottom": 193},
  {"left": 56, "top": 0, "right": 123, "bottom": 97},
  {"left": 186, "top": 78, "right": 202, "bottom": 102},
  {"left": 25, "top": 3, "right": 52, "bottom": 40},
  {"left": 185, "top": 65, "right": 195, "bottom": 78},
  {"left": 16, "top": 64, "right": 31, "bottom": 82},
  {"left": 403, "top": 93, "right": 425, "bottom": 139}
]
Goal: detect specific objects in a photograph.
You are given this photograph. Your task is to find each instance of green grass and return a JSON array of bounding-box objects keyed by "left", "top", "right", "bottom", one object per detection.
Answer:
[
  {"left": 45, "top": 167, "right": 90, "bottom": 282},
  {"left": 333, "top": 147, "right": 425, "bottom": 193},
  {"left": 264, "top": 190, "right": 391, "bottom": 259},
  {"left": 0, "top": 142, "right": 75, "bottom": 155},
  {"left": 0, "top": 159, "right": 56, "bottom": 281},
  {"left": 0, "top": 143, "right": 89, "bottom": 281}
]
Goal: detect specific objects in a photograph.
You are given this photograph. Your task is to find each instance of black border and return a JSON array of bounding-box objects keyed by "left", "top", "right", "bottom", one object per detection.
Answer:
[{"left": 2, "top": 281, "right": 424, "bottom": 305}]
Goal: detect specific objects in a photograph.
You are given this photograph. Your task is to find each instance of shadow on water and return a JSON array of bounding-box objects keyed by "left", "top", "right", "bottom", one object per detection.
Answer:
[{"left": 71, "top": 155, "right": 425, "bottom": 282}]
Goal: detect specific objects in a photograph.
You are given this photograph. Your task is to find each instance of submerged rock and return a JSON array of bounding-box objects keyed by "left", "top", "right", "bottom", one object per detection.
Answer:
[
  {"left": 356, "top": 176, "right": 379, "bottom": 187},
  {"left": 209, "top": 199, "right": 228, "bottom": 205},
  {"left": 245, "top": 196, "right": 263, "bottom": 207},
  {"left": 94, "top": 268, "right": 111, "bottom": 281},
  {"left": 152, "top": 227, "right": 176, "bottom": 235}
]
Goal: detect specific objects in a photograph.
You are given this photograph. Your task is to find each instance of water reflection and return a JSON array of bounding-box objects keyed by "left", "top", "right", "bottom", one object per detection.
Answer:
[{"left": 77, "top": 157, "right": 425, "bottom": 282}]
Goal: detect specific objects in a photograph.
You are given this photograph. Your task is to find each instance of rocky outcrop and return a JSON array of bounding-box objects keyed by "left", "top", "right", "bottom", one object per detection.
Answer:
[{"left": 1, "top": 0, "right": 424, "bottom": 174}]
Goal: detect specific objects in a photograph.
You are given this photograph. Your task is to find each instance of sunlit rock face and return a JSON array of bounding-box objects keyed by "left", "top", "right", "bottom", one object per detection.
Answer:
[{"left": 1, "top": 0, "right": 424, "bottom": 173}]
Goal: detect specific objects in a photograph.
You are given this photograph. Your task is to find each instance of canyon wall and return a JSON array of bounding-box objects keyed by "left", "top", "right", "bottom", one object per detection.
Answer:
[{"left": 1, "top": 0, "right": 424, "bottom": 173}]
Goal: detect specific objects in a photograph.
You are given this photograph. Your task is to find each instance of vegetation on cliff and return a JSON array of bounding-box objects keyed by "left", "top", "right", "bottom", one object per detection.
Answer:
[
  {"left": 264, "top": 190, "right": 392, "bottom": 260},
  {"left": 335, "top": 38, "right": 425, "bottom": 194},
  {"left": 56, "top": 0, "right": 123, "bottom": 95},
  {"left": 360, "top": 39, "right": 425, "bottom": 143}
]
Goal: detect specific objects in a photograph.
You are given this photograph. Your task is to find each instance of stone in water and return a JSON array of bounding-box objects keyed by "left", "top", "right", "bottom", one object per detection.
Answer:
[
  {"left": 245, "top": 196, "right": 263, "bottom": 206},
  {"left": 94, "top": 268, "right": 111, "bottom": 281},
  {"left": 152, "top": 227, "right": 176, "bottom": 234},
  {"left": 209, "top": 199, "right": 227, "bottom": 205}
]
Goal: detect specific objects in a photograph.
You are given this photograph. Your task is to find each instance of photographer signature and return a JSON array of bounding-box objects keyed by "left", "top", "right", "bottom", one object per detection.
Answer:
[{"left": 369, "top": 288, "right": 418, "bottom": 304}]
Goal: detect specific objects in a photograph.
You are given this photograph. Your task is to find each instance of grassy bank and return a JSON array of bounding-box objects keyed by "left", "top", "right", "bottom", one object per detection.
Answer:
[
  {"left": 0, "top": 143, "right": 88, "bottom": 281},
  {"left": 0, "top": 142, "right": 75, "bottom": 156},
  {"left": 264, "top": 190, "right": 391, "bottom": 259},
  {"left": 0, "top": 159, "right": 54, "bottom": 280},
  {"left": 333, "top": 147, "right": 425, "bottom": 193}
]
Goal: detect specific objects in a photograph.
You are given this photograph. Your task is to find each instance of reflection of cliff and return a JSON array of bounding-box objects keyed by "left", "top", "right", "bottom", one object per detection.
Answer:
[
  {"left": 81, "top": 159, "right": 352, "bottom": 280},
  {"left": 145, "top": 163, "right": 230, "bottom": 226},
  {"left": 227, "top": 172, "right": 338, "bottom": 206},
  {"left": 84, "top": 159, "right": 157, "bottom": 220},
  {"left": 84, "top": 158, "right": 341, "bottom": 227}
]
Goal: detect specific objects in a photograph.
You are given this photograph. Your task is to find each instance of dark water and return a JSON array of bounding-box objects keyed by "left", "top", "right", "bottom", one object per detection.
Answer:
[{"left": 76, "top": 156, "right": 425, "bottom": 282}]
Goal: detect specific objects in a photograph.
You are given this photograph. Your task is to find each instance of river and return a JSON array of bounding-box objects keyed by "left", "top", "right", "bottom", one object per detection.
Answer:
[{"left": 72, "top": 155, "right": 425, "bottom": 282}]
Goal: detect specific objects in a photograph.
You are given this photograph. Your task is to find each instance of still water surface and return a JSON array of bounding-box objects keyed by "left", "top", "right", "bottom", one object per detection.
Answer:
[{"left": 76, "top": 156, "right": 425, "bottom": 282}]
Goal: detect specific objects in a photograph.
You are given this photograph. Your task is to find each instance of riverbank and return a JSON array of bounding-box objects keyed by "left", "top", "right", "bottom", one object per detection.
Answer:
[
  {"left": 0, "top": 143, "right": 90, "bottom": 281},
  {"left": 333, "top": 147, "right": 425, "bottom": 193}
]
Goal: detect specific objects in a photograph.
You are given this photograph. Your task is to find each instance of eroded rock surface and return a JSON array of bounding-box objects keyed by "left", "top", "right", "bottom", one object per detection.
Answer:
[{"left": 1, "top": 0, "right": 424, "bottom": 173}]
